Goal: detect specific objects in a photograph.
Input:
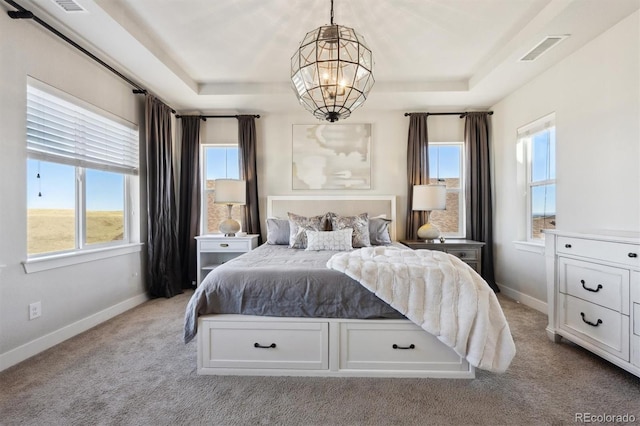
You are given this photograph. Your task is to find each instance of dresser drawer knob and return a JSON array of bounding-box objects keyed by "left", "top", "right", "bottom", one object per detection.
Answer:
[
  {"left": 580, "top": 312, "right": 602, "bottom": 327},
  {"left": 392, "top": 344, "right": 416, "bottom": 350},
  {"left": 564, "top": 244, "right": 572, "bottom": 248},
  {"left": 629, "top": 253, "right": 638, "bottom": 258},
  {"left": 220, "top": 243, "right": 229, "bottom": 248},
  {"left": 580, "top": 280, "right": 602, "bottom": 293},
  {"left": 254, "top": 342, "right": 276, "bottom": 349}
]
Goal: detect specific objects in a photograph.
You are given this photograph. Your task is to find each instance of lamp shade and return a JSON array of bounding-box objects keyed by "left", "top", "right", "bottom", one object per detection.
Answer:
[
  {"left": 412, "top": 184, "right": 446, "bottom": 211},
  {"left": 214, "top": 179, "right": 246, "bottom": 205}
]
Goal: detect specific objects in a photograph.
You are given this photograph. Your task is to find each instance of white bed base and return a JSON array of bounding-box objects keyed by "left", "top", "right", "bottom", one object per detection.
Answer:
[
  {"left": 197, "top": 315, "right": 474, "bottom": 378},
  {"left": 196, "top": 196, "right": 475, "bottom": 379}
]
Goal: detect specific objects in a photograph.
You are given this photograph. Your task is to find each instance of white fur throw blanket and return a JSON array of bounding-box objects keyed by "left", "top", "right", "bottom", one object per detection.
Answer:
[{"left": 327, "top": 247, "right": 516, "bottom": 372}]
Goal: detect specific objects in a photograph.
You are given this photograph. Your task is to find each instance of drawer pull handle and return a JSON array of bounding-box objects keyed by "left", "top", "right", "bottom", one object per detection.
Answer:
[
  {"left": 629, "top": 253, "right": 638, "bottom": 258},
  {"left": 457, "top": 252, "right": 466, "bottom": 258},
  {"left": 580, "top": 280, "right": 602, "bottom": 293},
  {"left": 580, "top": 312, "right": 602, "bottom": 327},
  {"left": 392, "top": 344, "right": 415, "bottom": 350},
  {"left": 564, "top": 244, "right": 572, "bottom": 248},
  {"left": 220, "top": 243, "right": 229, "bottom": 248},
  {"left": 254, "top": 343, "right": 276, "bottom": 349}
]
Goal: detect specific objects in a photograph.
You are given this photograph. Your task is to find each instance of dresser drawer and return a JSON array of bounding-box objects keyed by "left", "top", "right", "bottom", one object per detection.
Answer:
[
  {"left": 557, "top": 236, "right": 640, "bottom": 268},
  {"left": 559, "top": 257, "right": 629, "bottom": 313},
  {"left": 200, "top": 320, "right": 328, "bottom": 370},
  {"left": 559, "top": 294, "right": 629, "bottom": 360},
  {"left": 339, "top": 322, "right": 468, "bottom": 372},
  {"left": 445, "top": 249, "right": 478, "bottom": 261},
  {"left": 200, "top": 239, "right": 251, "bottom": 252}
]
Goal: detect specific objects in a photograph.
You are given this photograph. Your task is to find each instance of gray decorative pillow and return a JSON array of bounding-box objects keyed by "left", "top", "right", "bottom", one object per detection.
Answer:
[
  {"left": 288, "top": 212, "right": 325, "bottom": 249},
  {"left": 266, "top": 218, "right": 290, "bottom": 245},
  {"left": 329, "top": 212, "right": 371, "bottom": 248},
  {"left": 305, "top": 229, "right": 353, "bottom": 251},
  {"left": 369, "top": 217, "right": 392, "bottom": 245}
]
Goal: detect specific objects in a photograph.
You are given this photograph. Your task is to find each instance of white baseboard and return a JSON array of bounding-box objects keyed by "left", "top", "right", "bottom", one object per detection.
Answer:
[
  {"left": 0, "top": 293, "right": 148, "bottom": 372},
  {"left": 497, "top": 282, "right": 547, "bottom": 314}
]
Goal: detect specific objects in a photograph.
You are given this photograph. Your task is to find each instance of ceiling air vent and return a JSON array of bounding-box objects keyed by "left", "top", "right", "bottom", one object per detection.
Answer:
[
  {"left": 519, "top": 35, "right": 569, "bottom": 62},
  {"left": 52, "top": 0, "right": 86, "bottom": 13}
]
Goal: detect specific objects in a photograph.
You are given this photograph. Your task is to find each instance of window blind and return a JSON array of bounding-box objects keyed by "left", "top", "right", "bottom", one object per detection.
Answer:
[
  {"left": 26, "top": 84, "right": 139, "bottom": 175},
  {"left": 517, "top": 113, "right": 555, "bottom": 137}
]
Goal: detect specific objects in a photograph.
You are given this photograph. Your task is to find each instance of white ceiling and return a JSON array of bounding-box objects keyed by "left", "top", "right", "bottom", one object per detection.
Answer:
[{"left": 12, "top": 0, "right": 640, "bottom": 115}]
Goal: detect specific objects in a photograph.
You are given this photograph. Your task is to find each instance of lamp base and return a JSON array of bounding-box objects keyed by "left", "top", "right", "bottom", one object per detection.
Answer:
[
  {"left": 417, "top": 223, "right": 440, "bottom": 242},
  {"left": 219, "top": 218, "right": 241, "bottom": 237}
]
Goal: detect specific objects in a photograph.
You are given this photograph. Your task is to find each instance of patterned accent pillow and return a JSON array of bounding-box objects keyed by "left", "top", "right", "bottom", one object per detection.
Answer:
[
  {"left": 305, "top": 229, "right": 353, "bottom": 251},
  {"left": 266, "top": 218, "right": 290, "bottom": 245},
  {"left": 288, "top": 212, "right": 325, "bottom": 249},
  {"left": 328, "top": 212, "right": 371, "bottom": 248},
  {"left": 369, "top": 217, "right": 392, "bottom": 245}
]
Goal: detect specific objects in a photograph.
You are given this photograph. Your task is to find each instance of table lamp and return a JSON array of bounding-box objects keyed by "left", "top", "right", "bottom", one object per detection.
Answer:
[
  {"left": 214, "top": 179, "right": 246, "bottom": 236},
  {"left": 412, "top": 184, "right": 447, "bottom": 242}
]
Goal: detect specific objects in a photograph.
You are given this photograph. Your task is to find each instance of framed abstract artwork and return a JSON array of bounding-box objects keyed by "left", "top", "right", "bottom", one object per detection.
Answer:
[{"left": 292, "top": 123, "right": 371, "bottom": 190}]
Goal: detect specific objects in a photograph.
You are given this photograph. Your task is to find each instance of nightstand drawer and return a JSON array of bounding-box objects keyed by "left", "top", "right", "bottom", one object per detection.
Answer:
[
  {"left": 200, "top": 239, "right": 251, "bottom": 252},
  {"left": 446, "top": 249, "right": 478, "bottom": 261}
]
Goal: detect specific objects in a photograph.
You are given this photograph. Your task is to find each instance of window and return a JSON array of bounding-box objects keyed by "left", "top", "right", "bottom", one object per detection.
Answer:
[
  {"left": 518, "top": 114, "right": 556, "bottom": 241},
  {"left": 202, "top": 145, "right": 242, "bottom": 233},
  {"left": 427, "top": 142, "right": 465, "bottom": 237},
  {"left": 26, "top": 81, "right": 138, "bottom": 257}
]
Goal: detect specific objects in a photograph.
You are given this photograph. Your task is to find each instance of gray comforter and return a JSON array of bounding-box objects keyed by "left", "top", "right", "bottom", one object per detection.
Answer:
[{"left": 183, "top": 244, "right": 403, "bottom": 343}]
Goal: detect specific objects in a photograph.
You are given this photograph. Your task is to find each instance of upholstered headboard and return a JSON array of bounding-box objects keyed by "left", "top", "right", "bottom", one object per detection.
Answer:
[{"left": 267, "top": 195, "right": 397, "bottom": 241}]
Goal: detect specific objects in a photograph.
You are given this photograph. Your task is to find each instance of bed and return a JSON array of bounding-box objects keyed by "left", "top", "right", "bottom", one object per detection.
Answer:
[{"left": 185, "top": 195, "right": 515, "bottom": 378}]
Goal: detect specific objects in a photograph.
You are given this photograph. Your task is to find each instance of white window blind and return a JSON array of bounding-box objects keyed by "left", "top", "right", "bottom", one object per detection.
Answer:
[{"left": 26, "top": 84, "right": 139, "bottom": 175}]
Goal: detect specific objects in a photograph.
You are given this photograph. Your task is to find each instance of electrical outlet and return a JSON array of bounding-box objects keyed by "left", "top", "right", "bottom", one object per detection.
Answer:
[{"left": 29, "top": 301, "right": 41, "bottom": 320}]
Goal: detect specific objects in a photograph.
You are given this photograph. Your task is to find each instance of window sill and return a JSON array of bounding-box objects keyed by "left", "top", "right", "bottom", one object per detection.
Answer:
[
  {"left": 23, "top": 243, "right": 143, "bottom": 274},
  {"left": 513, "top": 240, "right": 545, "bottom": 255}
]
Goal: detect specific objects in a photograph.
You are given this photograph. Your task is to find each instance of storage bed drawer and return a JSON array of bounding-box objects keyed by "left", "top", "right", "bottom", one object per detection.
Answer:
[
  {"left": 200, "top": 320, "right": 328, "bottom": 370},
  {"left": 339, "top": 322, "right": 468, "bottom": 372}
]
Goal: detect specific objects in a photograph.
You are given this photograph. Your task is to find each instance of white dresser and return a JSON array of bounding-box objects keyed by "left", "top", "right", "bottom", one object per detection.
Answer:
[{"left": 545, "top": 230, "right": 640, "bottom": 377}]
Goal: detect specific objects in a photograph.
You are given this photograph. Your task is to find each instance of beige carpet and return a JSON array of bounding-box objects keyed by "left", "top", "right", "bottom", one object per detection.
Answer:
[{"left": 1, "top": 291, "right": 639, "bottom": 426}]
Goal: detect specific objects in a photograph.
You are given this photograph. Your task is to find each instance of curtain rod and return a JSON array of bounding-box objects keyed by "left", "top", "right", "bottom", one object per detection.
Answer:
[
  {"left": 175, "top": 114, "right": 261, "bottom": 121},
  {"left": 404, "top": 111, "right": 494, "bottom": 118},
  {"left": 5, "top": 0, "right": 177, "bottom": 114}
]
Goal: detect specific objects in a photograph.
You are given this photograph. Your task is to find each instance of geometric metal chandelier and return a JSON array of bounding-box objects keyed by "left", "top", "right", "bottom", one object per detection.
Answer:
[{"left": 290, "top": 0, "right": 374, "bottom": 122}]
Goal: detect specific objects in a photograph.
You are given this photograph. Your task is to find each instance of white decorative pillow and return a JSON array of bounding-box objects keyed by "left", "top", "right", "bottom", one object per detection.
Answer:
[{"left": 305, "top": 229, "right": 353, "bottom": 251}]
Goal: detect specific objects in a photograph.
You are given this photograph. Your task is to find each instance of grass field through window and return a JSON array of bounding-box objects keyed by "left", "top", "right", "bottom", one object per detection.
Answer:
[{"left": 28, "top": 209, "right": 124, "bottom": 255}]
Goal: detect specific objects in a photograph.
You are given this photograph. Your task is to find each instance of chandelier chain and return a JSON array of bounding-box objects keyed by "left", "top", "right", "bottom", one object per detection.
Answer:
[{"left": 330, "top": 0, "right": 334, "bottom": 25}]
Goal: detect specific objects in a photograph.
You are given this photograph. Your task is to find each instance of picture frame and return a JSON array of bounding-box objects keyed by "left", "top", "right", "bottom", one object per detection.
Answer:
[{"left": 292, "top": 123, "right": 371, "bottom": 190}]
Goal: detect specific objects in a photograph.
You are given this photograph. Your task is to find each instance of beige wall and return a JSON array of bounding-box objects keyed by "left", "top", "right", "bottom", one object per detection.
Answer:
[
  {"left": 490, "top": 11, "right": 640, "bottom": 308},
  {"left": 0, "top": 12, "right": 146, "bottom": 369}
]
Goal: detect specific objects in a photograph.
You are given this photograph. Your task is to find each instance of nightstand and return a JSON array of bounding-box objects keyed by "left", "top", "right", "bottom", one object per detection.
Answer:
[
  {"left": 401, "top": 239, "right": 485, "bottom": 275},
  {"left": 196, "top": 234, "right": 259, "bottom": 286}
]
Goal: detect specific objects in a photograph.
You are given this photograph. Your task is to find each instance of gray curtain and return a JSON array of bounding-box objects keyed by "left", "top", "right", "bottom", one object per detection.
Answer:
[
  {"left": 145, "top": 95, "right": 182, "bottom": 298},
  {"left": 464, "top": 112, "right": 498, "bottom": 292},
  {"left": 177, "top": 116, "right": 201, "bottom": 288},
  {"left": 406, "top": 113, "right": 430, "bottom": 240},
  {"left": 237, "top": 115, "right": 262, "bottom": 243}
]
